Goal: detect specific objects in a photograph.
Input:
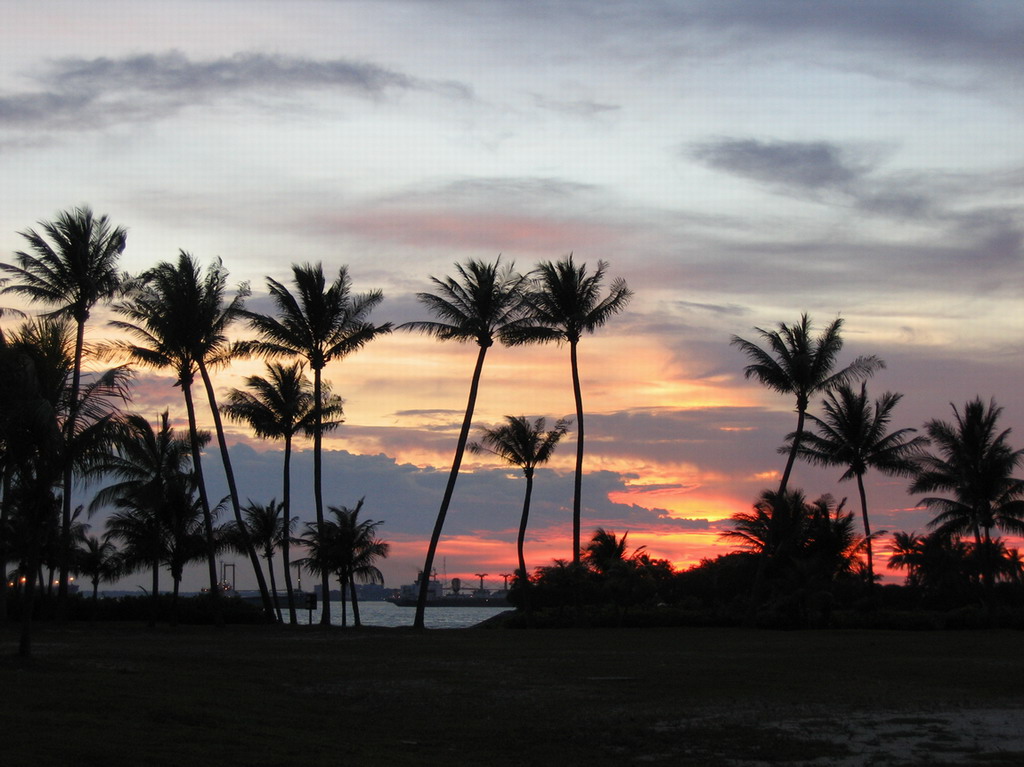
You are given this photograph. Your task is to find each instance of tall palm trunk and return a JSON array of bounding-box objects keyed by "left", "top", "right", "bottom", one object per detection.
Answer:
[
  {"left": 57, "top": 316, "right": 86, "bottom": 621},
  {"left": 171, "top": 576, "right": 181, "bottom": 627},
  {"left": 569, "top": 339, "right": 584, "bottom": 565},
  {"left": 349, "top": 577, "right": 362, "bottom": 627},
  {"left": 855, "top": 472, "right": 874, "bottom": 586},
  {"left": 198, "top": 360, "right": 275, "bottom": 620},
  {"left": 264, "top": 547, "right": 282, "bottom": 622},
  {"left": 181, "top": 377, "right": 222, "bottom": 623},
  {"left": 313, "top": 366, "right": 331, "bottom": 626},
  {"left": 778, "top": 400, "right": 807, "bottom": 496},
  {"left": 414, "top": 343, "right": 489, "bottom": 629},
  {"left": 518, "top": 469, "right": 535, "bottom": 623},
  {"left": 339, "top": 573, "right": 348, "bottom": 628},
  {"left": 281, "top": 433, "right": 297, "bottom": 624},
  {"left": 980, "top": 522, "right": 995, "bottom": 603}
]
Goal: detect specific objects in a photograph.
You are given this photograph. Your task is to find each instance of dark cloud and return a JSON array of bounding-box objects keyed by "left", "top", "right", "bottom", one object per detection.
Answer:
[
  {"left": 0, "top": 51, "right": 472, "bottom": 131},
  {"left": 45, "top": 52, "right": 417, "bottom": 95},
  {"left": 84, "top": 441, "right": 706, "bottom": 587},
  {"left": 692, "top": 138, "right": 867, "bottom": 191},
  {"left": 630, "top": 0, "right": 1024, "bottom": 80}
]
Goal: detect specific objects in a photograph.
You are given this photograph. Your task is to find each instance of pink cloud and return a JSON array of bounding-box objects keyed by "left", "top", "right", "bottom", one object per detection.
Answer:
[{"left": 312, "top": 208, "right": 624, "bottom": 253}]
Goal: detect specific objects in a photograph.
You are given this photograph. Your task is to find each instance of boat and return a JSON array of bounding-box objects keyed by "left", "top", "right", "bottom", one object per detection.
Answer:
[{"left": 387, "top": 572, "right": 511, "bottom": 608}]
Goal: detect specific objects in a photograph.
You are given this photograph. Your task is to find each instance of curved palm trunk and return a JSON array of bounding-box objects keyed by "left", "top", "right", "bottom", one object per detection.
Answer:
[
  {"left": 855, "top": 472, "right": 875, "bottom": 587},
  {"left": 171, "top": 576, "right": 181, "bottom": 627},
  {"left": 265, "top": 548, "right": 282, "bottom": 622},
  {"left": 414, "top": 343, "right": 488, "bottom": 629},
  {"left": 569, "top": 340, "right": 584, "bottom": 565},
  {"left": 197, "top": 361, "right": 275, "bottom": 621},
  {"left": 980, "top": 523, "right": 995, "bottom": 606},
  {"left": 349, "top": 577, "right": 361, "bottom": 627},
  {"left": 778, "top": 404, "right": 807, "bottom": 496},
  {"left": 281, "top": 433, "right": 297, "bottom": 624},
  {"left": 518, "top": 470, "right": 535, "bottom": 624},
  {"left": 57, "top": 316, "right": 87, "bottom": 622},
  {"left": 181, "top": 378, "right": 222, "bottom": 624},
  {"left": 313, "top": 367, "right": 331, "bottom": 626}
]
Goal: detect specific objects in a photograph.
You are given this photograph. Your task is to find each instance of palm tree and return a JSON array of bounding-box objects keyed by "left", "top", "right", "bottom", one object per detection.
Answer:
[
  {"left": 792, "top": 383, "right": 927, "bottom": 584},
  {"left": 731, "top": 314, "right": 883, "bottom": 495},
  {"left": 398, "top": 258, "right": 530, "bottom": 629},
  {"left": 294, "top": 498, "right": 389, "bottom": 627},
  {"left": 221, "top": 362, "right": 342, "bottom": 624},
  {"left": 910, "top": 398, "right": 1024, "bottom": 593},
  {"left": 469, "top": 415, "right": 568, "bottom": 618},
  {"left": 110, "top": 252, "right": 275, "bottom": 619},
  {"left": 511, "top": 255, "right": 632, "bottom": 565},
  {"left": 92, "top": 411, "right": 206, "bottom": 623},
  {"left": 75, "top": 534, "right": 121, "bottom": 604},
  {"left": 724, "top": 490, "right": 863, "bottom": 614},
  {"left": 245, "top": 263, "right": 391, "bottom": 625},
  {"left": 1, "top": 206, "right": 127, "bottom": 616},
  {"left": 232, "top": 499, "right": 287, "bottom": 622},
  {"left": 5, "top": 317, "right": 129, "bottom": 628},
  {"left": 0, "top": 321, "right": 62, "bottom": 653},
  {"left": 583, "top": 527, "right": 640, "bottom": 576},
  {"left": 344, "top": 514, "right": 389, "bottom": 628},
  {"left": 888, "top": 529, "right": 971, "bottom": 599}
]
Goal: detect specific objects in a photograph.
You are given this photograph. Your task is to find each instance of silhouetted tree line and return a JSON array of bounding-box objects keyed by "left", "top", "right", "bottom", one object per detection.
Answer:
[
  {"left": 508, "top": 315, "right": 1024, "bottom": 629},
  {"left": 4, "top": 208, "right": 1022, "bottom": 645},
  {"left": 0, "top": 206, "right": 632, "bottom": 654}
]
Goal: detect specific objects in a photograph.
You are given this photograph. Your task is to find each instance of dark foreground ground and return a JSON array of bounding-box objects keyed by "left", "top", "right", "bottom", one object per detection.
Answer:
[{"left": 2, "top": 620, "right": 1023, "bottom": 766}]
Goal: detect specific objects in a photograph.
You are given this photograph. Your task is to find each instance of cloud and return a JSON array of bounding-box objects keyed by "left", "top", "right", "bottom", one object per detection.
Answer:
[
  {"left": 691, "top": 138, "right": 867, "bottom": 191},
  {"left": 664, "top": 1, "right": 1024, "bottom": 79},
  {"left": 305, "top": 173, "right": 633, "bottom": 255},
  {"left": 0, "top": 51, "right": 471, "bottom": 131},
  {"left": 44, "top": 51, "right": 418, "bottom": 95},
  {"left": 531, "top": 93, "right": 620, "bottom": 117}
]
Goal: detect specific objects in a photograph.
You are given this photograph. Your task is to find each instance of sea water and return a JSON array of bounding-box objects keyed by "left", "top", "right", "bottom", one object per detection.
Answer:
[{"left": 284, "top": 599, "right": 510, "bottom": 629}]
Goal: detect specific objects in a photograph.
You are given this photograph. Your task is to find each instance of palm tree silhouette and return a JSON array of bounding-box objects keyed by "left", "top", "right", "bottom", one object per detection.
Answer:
[
  {"left": 222, "top": 362, "right": 342, "bottom": 623},
  {"left": 92, "top": 411, "right": 207, "bottom": 623},
  {"left": 1, "top": 206, "right": 127, "bottom": 616},
  {"left": 109, "top": 252, "right": 278, "bottom": 615},
  {"left": 910, "top": 398, "right": 1024, "bottom": 594},
  {"left": 7, "top": 317, "right": 129, "bottom": 615},
  {"left": 731, "top": 314, "right": 883, "bottom": 496},
  {"left": 227, "top": 499, "right": 288, "bottom": 622},
  {"left": 724, "top": 489, "right": 863, "bottom": 612},
  {"left": 294, "top": 498, "right": 389, "bottom": 627},
  {"left": 583, "top": 527, "right": 637, "bottom": 576},
  {"left": 105, "top": 485, "right": 212, "bottom": 625},
  {"left": 0, "top": 322, "right": 63, "bottom": 653},
  {"left": 888, "top": 529, "right": 971, "bottom": 598},
  {"left": 399, "top": 258, "right": 530, "bottom": 629},
  {"left": 75, "top": 534, "right": 121, "bottom": 607},
  {"left": 245, "top": 263, "right": 391, "bottom": 625},
  {"left": 469, "top": 415, "right": 568, "bottom": 618},
  {"left": 792, "top": 383, "right": 927, "bottom": 585},
  {"left": 512, "top": 255, "right": 632, "bottom": 565}
]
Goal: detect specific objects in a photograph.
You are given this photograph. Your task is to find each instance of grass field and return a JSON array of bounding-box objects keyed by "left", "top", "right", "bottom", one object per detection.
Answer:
[{"left": 3, "top": 621, "right": 1024, "bottom": 766}]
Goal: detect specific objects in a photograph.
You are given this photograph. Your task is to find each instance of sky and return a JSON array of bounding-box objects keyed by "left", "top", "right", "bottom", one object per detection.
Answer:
[{"left": 2, "top": 1, "right": 1023, "bottom": 592}]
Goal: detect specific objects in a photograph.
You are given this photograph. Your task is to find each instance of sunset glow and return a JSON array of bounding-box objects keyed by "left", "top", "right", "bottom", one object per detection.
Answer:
[{"left": 2, "top": 1, "right": 1023, "bottom": 594}]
